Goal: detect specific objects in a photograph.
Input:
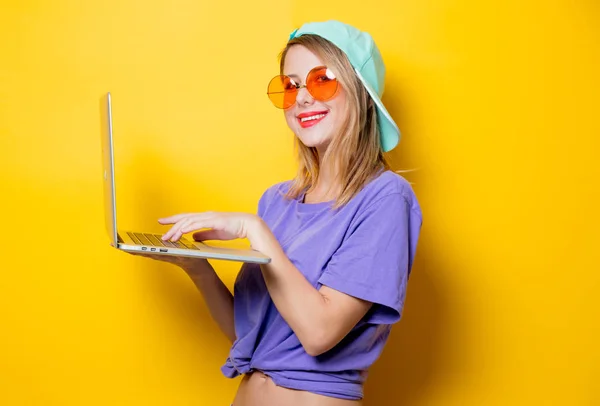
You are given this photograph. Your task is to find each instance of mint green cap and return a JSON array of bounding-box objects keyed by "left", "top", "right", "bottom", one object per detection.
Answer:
[{"left": 289, "top": 20, "right": 400, "bottom": 152}]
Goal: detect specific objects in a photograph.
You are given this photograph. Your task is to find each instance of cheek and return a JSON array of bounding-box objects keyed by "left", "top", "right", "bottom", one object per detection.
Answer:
[
  {"left": 334, "top": 91, "right": 348, "bottom": 116},
  {"left": 284, "top": 110, "right": 297, "bottom": 128},
  {"left": 329, "top": 97, "right": 348, "bottom": 129}
]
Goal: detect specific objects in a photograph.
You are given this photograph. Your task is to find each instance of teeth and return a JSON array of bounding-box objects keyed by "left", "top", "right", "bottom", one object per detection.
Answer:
[{"left": 300, "top": 113, "right": 326, "bottom": 122}]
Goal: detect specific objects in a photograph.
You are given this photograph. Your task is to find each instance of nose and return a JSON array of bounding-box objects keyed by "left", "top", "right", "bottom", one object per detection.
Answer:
[{"left": 295, "top": 85, "right": 315, "bottom": 106}]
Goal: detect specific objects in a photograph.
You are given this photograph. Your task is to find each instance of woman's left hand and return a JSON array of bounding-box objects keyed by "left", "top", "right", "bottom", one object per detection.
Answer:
[{"left": 158, "top": 211, "right": 267, "bottom": 250}]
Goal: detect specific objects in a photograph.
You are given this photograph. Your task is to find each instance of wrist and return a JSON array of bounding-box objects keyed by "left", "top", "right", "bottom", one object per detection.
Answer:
[
  {"left": 248, "top": 216, "right": 271, "bottom": 251},
  {"left": 248, "top": 215, "right": 285, "bottom": 262}
]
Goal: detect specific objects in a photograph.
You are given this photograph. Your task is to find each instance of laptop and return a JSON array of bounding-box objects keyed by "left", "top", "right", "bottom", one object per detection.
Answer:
[{"left": 99, "top": 92, "right": 271, "bottom": 264}]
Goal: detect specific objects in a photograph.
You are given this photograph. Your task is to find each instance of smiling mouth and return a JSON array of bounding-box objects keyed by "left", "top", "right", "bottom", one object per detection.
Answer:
[{"left": 297, "top": 112, "right": 328, "bottom": 128}]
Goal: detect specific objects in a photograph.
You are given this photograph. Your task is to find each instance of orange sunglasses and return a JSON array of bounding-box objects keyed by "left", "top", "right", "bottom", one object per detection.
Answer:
[{"left": 267, "top": 66, "right": 340, "bottom": 109}]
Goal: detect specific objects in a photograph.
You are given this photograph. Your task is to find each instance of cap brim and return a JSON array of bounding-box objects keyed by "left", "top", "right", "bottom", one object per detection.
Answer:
[{"left": 354, "top": 68, "right": 401, "bottom": 152}]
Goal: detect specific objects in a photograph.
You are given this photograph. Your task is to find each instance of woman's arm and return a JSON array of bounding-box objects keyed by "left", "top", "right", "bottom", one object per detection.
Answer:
[
  {"left": 183, "top": 261, "right": 236, "bottom": 343},
  {"left": 253, "top": 219, "right": 372, "bottom": 356},
  {"left": 159, "top": 211, "right": 373, "bottom": 356}
]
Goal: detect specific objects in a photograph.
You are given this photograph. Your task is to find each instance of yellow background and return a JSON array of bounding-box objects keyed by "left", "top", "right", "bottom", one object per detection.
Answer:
[{"left": 1, "top": 0, "right": 598, "bottom": 405}]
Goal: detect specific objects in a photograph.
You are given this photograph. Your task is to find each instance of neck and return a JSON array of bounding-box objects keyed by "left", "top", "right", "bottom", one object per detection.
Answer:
[{"left": 309, "top": 148, "right": 339, "bottom": 201}]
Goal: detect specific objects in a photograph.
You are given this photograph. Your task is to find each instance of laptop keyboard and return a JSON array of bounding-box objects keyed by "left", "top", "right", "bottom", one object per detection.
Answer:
[{"left": 127, "top": 232, "right": 199, "bottom": 250}]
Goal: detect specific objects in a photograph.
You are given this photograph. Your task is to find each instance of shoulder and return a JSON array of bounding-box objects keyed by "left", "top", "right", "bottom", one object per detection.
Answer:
[
  {"left": 257, "top": 180, "right": 294, "bottom": 216},
  {"left": 260, "top": 180, "right": 293, "bottom": 202},
  {"left": 351, "top": 170, "right": 421, "bottom": 217},
  {"left": 363, "top": 170, "right": 413, "bottom": 197}
]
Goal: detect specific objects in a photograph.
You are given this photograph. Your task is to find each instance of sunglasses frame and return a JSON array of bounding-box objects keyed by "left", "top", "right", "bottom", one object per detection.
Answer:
[{"left": 267, "top": 65, "right": 340, "bottom": 109}]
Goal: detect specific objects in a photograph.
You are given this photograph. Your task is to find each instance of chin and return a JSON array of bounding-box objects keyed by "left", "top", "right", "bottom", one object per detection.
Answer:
[{"left": 296, "top": 131, "right": 332, "bottom": 149}]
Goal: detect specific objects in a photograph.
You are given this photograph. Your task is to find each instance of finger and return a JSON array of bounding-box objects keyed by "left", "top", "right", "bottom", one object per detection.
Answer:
[
  {"left": 162, "top": 217, "right": 194, "bottom": 241},
  {"left": 172, "top": 218, "right": 211, "bottom": 242},
  {"left": 128, "top": 252, "right": 160, "bottom": 260},
  {"left": 158, "top": 213, "right": 194, "bottom": 225},
  {"left": 180, "top": 215, "right": 224, "bottom": 235},
  {"left": 162, "top": 213, "right": 215, "bottom": 241},
  {"left": 131, "top": 251, "right": 184, "bottom": 265},
  {"left": 170, "top": 213, "right": 219, "bottom": 241}
]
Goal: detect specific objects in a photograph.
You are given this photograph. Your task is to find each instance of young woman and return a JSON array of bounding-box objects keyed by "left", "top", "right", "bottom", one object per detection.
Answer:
[{"left": 135, "top": 20, "right": 422, "bottom": 406}]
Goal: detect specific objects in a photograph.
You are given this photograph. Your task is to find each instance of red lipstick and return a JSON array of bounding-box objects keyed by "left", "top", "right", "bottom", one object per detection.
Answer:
[{"left": 297, "top": 110, "right": 329, "bottom": 128}]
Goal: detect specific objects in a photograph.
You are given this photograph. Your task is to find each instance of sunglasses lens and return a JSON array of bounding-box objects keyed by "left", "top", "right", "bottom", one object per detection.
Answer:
[
  {"left": 267, "top": 67, "right": 339, "bottom": 108},
  {"left": 307, "top": 67, "right": 338, "bottom": 101},
  {"left": 267, "top": 75, "right": 297, "bottom": 109}
]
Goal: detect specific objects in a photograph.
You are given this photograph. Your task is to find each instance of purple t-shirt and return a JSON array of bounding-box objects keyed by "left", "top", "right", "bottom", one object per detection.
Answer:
[{"left": 221, "top": 170, "right": 423, "bottom": 400}]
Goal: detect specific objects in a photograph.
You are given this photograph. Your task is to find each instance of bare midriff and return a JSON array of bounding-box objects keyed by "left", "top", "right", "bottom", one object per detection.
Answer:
[{"left": 231, "top": 371, "right": 363, "bottom": 406}]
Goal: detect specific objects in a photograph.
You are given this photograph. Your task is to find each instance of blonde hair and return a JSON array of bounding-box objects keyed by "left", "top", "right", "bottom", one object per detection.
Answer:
[{"left": 279, "top": 34, "right": 392, "bottom": 209}]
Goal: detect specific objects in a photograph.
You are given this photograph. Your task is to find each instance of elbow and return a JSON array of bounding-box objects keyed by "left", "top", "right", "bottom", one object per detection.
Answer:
[
  {"left": 301, "top": 330, "right": 337, "bottom": 357},
  {"left": 304, "top": 344, "right": 326, "bottom": 357}
]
